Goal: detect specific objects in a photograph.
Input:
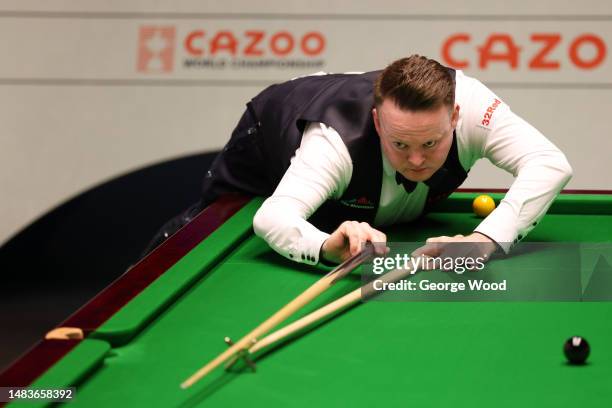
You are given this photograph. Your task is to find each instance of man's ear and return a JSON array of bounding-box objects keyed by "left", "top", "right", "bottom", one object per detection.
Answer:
[
  {"left": 451, "top": 104, "right": 460, "bottom": 129},
  {"left": 372, "top": 107, "right": 381, "bottom": 136}
]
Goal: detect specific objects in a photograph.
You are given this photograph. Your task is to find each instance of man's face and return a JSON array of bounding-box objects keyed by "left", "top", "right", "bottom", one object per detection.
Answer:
[{"left": 372, "top": 99, "right": 459, "bottom": 182}]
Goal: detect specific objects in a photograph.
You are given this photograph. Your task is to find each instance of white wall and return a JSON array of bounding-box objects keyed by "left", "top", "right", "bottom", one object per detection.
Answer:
[{"left": 1, "top": 0, "right": 611, "bottom": 244}]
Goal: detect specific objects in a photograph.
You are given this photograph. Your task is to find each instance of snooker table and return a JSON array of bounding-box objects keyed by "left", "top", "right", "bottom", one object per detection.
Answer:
[{"left": 2, "top": 191, "right": 612, "bottom": 407}]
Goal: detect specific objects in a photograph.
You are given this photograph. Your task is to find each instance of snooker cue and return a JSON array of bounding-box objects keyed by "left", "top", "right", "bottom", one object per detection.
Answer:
[
  {"left": 180, "top": 243, "right": 376, "bottom": 389},
  {"left": 245, "top": 266, "right": 416, "bottom": 356}
]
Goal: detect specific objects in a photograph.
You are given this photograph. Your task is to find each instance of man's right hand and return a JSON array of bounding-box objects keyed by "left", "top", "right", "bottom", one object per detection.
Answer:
[{"left": 320, "top": 221, "right": 387, "bottom": 264}]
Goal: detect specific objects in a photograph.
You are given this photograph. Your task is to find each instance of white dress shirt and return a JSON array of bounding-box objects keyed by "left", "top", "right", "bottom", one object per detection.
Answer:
[{"left": 253, "top": 70, "right": 572, "bottom": 264}]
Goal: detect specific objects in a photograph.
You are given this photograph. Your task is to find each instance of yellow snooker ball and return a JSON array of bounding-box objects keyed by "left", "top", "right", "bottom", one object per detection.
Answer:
[{"left": 472, "top": 195, "right": 496, "bottom": 217}]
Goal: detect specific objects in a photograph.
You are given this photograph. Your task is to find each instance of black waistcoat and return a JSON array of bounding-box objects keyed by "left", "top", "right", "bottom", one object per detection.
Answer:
[{"left": 246, "top": 70, "right": 467, "bottom": 232}]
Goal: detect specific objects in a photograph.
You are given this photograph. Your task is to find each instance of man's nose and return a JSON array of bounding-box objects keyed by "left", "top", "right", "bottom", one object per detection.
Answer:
[{"left": 407, "top": 152, "right": 426, "bottom": 168}]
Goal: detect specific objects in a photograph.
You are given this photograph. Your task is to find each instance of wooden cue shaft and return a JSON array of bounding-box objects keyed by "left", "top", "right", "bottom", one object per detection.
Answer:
[
  {"left": 248, "top": 266, "right": 417, "bottom": 355},
  {"left": 180, "top": 244, "right": 375, "bottom": 389},
  {"left": 249, "top": 288, "right": 361, "bottom": 354}
]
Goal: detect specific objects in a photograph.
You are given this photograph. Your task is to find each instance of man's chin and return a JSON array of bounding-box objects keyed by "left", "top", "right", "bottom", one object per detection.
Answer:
[{"left": 405, "top": 170, "right": 432, "bottom": 182}]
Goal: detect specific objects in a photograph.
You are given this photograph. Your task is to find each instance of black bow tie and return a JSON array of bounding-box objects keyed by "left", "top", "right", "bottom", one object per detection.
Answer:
[{"left": 395, "top": 172, "right": 418, "bottom": 193}]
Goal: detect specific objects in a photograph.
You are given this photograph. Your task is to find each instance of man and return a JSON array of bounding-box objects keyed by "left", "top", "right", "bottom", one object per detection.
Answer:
[{"left": 145, "top": 55, "right": 572, "bottom": 265}]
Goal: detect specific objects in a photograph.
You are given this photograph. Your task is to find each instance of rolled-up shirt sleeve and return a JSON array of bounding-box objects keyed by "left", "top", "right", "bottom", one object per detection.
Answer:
[
  {"left": 253, "top": 122, "right": 352, "bottom": 264},
  {"left": 465, "top": 81, "right": 573, "bottom": 253}
]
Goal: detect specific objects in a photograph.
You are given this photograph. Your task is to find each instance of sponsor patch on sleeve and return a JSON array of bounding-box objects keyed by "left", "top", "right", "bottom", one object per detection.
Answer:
[{"left": 478, "top": 97, "right": 503, "bottom": 129}]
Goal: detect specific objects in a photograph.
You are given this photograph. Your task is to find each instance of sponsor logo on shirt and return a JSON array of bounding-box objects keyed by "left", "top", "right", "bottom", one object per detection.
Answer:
[
  {"left": 340, "top": 196, "right": 375, "bottom": 209},
  {"left": 481, "top": 98, "right": 502, "bottom": 127}
]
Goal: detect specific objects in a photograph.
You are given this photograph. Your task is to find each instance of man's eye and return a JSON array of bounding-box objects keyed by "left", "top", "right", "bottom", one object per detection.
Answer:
[
  {"left": 424, "top": 140, "right": 437, "bottom": 148},
  {"left": 393, "top": 141, "right": 407, "bottom": 149}
]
